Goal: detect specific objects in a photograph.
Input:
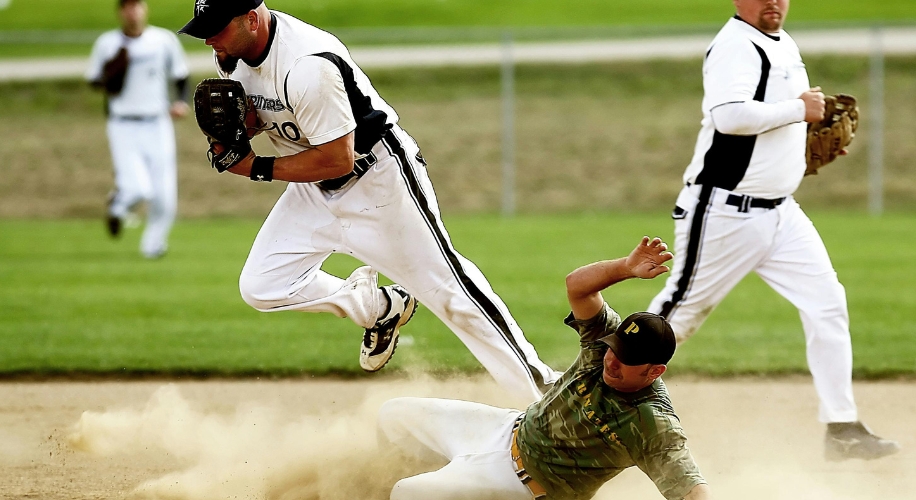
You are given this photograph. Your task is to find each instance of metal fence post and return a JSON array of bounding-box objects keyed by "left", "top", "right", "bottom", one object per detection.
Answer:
[
  {"left": 501, "top": 31, "right": 516, "bottom": 217},
  {"left": 868, "top": 26, "right": 885, "bottom": 216}
]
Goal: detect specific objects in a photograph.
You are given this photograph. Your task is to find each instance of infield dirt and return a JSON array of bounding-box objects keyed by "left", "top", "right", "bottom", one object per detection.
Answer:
[{"left": 1, "top": 375, "right": 913, "bottom": 500}]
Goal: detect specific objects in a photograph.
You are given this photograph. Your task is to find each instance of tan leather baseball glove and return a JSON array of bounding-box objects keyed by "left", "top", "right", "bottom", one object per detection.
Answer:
[{"left": 805, "top": 93, "right": 859, "bottom": 176}]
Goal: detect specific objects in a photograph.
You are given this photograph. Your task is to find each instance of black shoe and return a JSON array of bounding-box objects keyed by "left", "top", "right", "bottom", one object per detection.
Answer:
[
  {"left": 106, "top": 215, "right": 122, "bottom": 237},
  {"left": 825, "top": 421, "right": 900, "bottom": 461},
  {"left": 106, "top": 190, "right": 121, "bottom": 238},
  {"left": 360, "top": 284, "right": 417, "bottom": 372}
]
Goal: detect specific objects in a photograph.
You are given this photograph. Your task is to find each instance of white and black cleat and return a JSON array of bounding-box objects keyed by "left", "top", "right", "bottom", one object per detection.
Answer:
[
  {"left": 824, "top": 421, "right": 900, "bottom": 461},
  {"left": 360, "top": 284, "right": 417, "bottom": 372}
]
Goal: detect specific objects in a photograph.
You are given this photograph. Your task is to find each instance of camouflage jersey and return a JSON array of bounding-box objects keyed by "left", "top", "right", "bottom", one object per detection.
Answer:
[{"left": 516, "top": 303, "right": 706, "bottom": 500}]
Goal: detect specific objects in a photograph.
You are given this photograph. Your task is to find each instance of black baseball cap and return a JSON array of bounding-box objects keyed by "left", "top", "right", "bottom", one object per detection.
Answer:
[
  {"left": 179, "top": 0, "right": 263, "bottom": 39},
  {"left": 599, "top": 312, "right": 676, "bottom": 366}
]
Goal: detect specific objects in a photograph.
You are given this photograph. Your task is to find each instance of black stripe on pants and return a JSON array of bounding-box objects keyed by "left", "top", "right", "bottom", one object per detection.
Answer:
[
  {"left": 660, "top": 184, "right": 714, "bottom": 319},
  {"left": 380, "top": 130, "right": 549, "bottom": 392}
]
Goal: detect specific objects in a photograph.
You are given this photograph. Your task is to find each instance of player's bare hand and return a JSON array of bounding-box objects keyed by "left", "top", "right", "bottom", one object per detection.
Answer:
[
  {"left": 626, "top": 236, "right": 673, "bottom": 279},
  {"left": 169, "top": 101, "right": 190, "bottom": 119},
  {"left": 800, "top": 86, "right": 825, "bottom": 123}
]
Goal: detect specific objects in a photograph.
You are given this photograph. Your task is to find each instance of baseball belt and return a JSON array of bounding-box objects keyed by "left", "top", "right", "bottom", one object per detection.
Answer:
[
  {"left": 315, "top": 150, "right": 378, "bottom": 191},
  {"left": 724, "top": 193, "right": 786, "bottom": 213},
  {"left": 511, "top": 416, "right": 548, "bottom": 500}
]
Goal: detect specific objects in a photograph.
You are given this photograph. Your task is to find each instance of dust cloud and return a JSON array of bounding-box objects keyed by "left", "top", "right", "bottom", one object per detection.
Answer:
[
  {"left": 62, "top": 377, "right": 914, "bottom": 500},
  {"left": 67, "top": 375, "right": 517, "bottom": 500}
]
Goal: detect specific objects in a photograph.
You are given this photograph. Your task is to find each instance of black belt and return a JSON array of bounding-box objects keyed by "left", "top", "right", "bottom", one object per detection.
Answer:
[
  {"left": 315, "top": 151, "right": 378, "bottom": 191},
  {"left": 725, "top": 194, "right": 785, "bottom": 212},
  {"left": 111, "top": 115, "right": 158, "bottom": 121}
]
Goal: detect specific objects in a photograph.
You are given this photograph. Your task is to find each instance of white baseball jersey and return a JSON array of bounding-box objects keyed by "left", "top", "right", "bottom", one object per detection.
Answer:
[
  {"left": 683, "top": 16, "right": 810, "bottom": 199},
  {"left": 216, "top": 11, "right": 398, "bottom": 156},
  {"left": 86, "top": 26, "right": 189, "bottom": 117},
  {"left": 87, "top": 26, "right": 188, "bottom": 259},
  {"left": 222, "top": 10, "right": 561, "bottom": 401},
  {"left": 649, "top": 16, "right": 858, "bottom": 423}
]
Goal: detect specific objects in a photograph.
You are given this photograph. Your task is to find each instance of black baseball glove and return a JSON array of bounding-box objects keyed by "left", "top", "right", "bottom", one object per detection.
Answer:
[
  {"left": 193, "top": 78, "right": 252, "bottom": 172},
  {"left": 101, "top": 47, "right": 129, "bottom": 95}
]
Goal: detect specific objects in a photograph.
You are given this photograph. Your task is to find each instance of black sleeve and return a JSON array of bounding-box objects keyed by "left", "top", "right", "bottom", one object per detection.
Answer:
[{"left": 175, "top": 77, "right": 189, "bottom": 103}]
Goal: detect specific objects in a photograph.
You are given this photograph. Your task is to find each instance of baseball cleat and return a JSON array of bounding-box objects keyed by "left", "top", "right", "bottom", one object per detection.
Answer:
[
  {"left": 106, "top": 215, "right": 122, "bottom": 237},
  {"left": 824, "top": 421, "right": 900, "bottom": 461},
  {"left": 360, "top": 284, "right": 417, "bottom": 372},
  {"left": 105, "top": 190, "right": 122, "bottom": 238}
]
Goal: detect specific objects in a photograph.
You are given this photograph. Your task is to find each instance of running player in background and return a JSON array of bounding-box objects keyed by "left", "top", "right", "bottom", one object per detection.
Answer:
[{"left": 87, "top": 0, "right": 190, "bottom": 259}]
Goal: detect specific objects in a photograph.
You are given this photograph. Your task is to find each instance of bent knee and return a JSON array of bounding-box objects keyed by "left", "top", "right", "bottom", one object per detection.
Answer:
[{"left": 239, "top": 272, "right": 283, "bottom": 310}]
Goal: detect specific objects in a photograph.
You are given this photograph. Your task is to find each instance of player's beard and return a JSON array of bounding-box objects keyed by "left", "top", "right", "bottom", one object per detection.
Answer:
[
  {"left": 217, "top": 53, "right": 240, "bottom": 74},
  {"left": 757, "top": 10, "right": 784, "bottom": 32}
]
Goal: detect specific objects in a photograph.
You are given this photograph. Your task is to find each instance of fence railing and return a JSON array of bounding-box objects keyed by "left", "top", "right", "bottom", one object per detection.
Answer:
[{"left": 2, "top": 24, "right": 914, "bottom": 216}]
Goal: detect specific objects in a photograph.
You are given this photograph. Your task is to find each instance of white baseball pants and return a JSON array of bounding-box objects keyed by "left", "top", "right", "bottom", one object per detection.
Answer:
[
  {"left": 106, "top": 115, "right": 177, "bottom": 258},
  {"left": 238, "top": 126, "right": 558, "bottom": 402},
  {"left": 378, "top": 397, "right": 531, "bottom": 500},
  {"left": 648, "top": 184, "right": 857, "bottom": 423}
]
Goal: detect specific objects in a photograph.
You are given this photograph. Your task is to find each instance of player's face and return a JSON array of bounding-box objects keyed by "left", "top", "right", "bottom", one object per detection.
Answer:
[
  {"left": 119, "top": 1, "right": 148, "bottom": 36},
  {"left": 734, "top": 0, "right": 789, "bottom": 33},
  {"left": 206, "top": 15, "right": 259, "bottom": 65},
  {"left": 602, "top": 348, "right": 664, "bottom": 392}
]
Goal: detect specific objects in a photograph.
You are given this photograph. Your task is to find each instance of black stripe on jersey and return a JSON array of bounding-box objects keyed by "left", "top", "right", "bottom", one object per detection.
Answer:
[
  {"left": 248, "top": 13, "right": 278, "bottom": 68},
  {"left": 381, "top": 129, "right": 550, "bottom": 393},
  {"left": 660, "top": 184, "right": 714, "bottom": 319},
  {"left": 308, "top": 52, "right": 392, "bottom": 155},
  {"left": 695, "top": 42, "right": 771, "bottom": 191}
]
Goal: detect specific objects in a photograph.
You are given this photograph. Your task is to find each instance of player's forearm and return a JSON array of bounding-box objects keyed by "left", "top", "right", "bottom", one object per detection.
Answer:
[
  {"left": 710, "top": 99, "right": 805, "bottom": 135},
  {"left": 566, "top": 258, "right": 636, "bottom": 296},
  {"left": 566, "top": 258, "right": 635, "bottom": 318},
  {"left": 227, "top": 149, "right": 354, "bottom": 182},
  {"left": 227, "top": 133, "right": 355, "bottom": 183}
]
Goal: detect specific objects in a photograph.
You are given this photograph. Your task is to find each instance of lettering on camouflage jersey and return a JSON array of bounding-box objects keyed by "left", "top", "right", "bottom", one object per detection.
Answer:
[
  {"left": 249, "top": 94, "right": 290, "bottom": 113},
  {"left": 576, "top": 381, "right": 624, "bottom": 448}
]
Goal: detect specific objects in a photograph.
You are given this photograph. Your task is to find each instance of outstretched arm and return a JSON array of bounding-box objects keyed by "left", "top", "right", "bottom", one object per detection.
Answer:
[{"left": 565, "top": 236, "right": 672, "bottom": 320}]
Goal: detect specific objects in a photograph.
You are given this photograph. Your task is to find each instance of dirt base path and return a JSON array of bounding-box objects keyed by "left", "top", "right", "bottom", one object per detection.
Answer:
[{"left": 2, "top": 376, "right": 913, "bottom": 500}]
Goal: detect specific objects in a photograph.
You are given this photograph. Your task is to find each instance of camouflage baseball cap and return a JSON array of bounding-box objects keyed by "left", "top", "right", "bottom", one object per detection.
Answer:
[
  {"left": 179, "top": 0, "right": 263, "bottom": 39},
  {"left": 599, "top": 312, "right": 676, "bottom": 366}
]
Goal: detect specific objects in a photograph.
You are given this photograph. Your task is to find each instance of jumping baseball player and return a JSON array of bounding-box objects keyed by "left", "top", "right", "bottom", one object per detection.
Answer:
[
  {"left": 178, "top": 0, "right": 559, "bottom": 402},
  {"left": 86, "top": 0, "right": 190, "bottom": 259},
  {"left": 647, "top": 0, "right": 899, "bottom": 460},
  {"left": 379, "top": 237, "right": 711, "bottom": 500}
]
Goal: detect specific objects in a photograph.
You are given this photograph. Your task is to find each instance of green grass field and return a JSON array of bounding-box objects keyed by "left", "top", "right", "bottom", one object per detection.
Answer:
[
  {"left": 2, "top": 214, "right": 914, "bottom": 378},
  {"left": 2, "top": 0, "right": 916, "bottom": 57},
  {"left": 3, "top": 0, "right": 914, "bottom": 32}
]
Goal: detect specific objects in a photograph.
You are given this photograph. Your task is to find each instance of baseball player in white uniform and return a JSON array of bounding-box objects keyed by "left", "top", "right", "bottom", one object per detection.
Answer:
[
  {"left": 647, "top": 0, "right": 898, "bottom": 460},
  {"left": 179, "top": 0, "right": 559, "bottom": 402},
  {"left": 87, "top": 0, "right": 190, "bottom": 259}
]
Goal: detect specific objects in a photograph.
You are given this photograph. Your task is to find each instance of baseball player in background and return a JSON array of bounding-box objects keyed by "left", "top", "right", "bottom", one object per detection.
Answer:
[
  {"left": 647, "top": 0, "right": 899, "bottom": 460},
  {"left": 379, "top": 237, "right": 711, "bottom": 500},
  {"left": 86, "top": 0, "right": 190, "bottom": 259},
  {"left": 178, "top": 0, "right": 559, "bottom": 402}
]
